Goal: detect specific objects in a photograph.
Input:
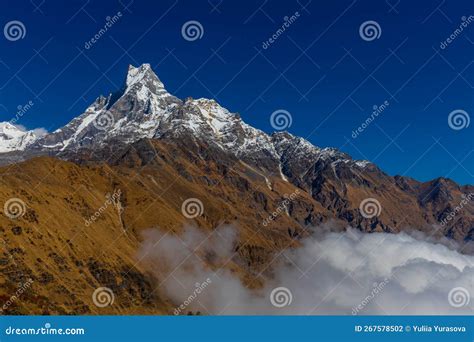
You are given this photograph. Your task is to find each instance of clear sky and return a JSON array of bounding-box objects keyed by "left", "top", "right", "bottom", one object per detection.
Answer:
[{"left": 0, "top": 0, "right": 472, "bottom": 184}]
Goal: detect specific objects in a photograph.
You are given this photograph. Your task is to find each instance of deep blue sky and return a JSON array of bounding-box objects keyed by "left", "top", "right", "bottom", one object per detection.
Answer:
[{"left": 0, "top": 0, "right": 472, "bottom": 184}]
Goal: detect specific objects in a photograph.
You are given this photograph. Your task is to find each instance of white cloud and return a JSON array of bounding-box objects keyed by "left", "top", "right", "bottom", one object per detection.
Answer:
[
  {"left": 12, "top": 124, "right": 27, "bottom": 132},
  {"left": 32, "top": 127, "right": 48, "bottom": 137},
  {"left": 137, "top": 225, "right": 474, "bottom": 315},
  {"left": 11, "top": 124, "right": 48, "bottom": 136}
]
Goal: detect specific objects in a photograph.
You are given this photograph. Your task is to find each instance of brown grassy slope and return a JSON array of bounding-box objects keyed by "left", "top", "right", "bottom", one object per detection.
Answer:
[
  {"left": 0, "top": 138, "right": 472, "bottom": 314},
  {"left": 0, "top": 140, "right": 329, "bottom": 314}
]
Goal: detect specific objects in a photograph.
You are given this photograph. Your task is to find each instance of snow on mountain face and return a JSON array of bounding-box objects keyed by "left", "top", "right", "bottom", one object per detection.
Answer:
[
  {"left": 156, "top": 98, "right": 279, "bottom": 161},
  {"left": 33, "top": 64, "right": 181, "bottom": 152},
  {"left": 35, "top": 63, "right": 279, "bottom": 163},
  {"left": 10, "top": 63, "right": 372, "bottom": 175},
  {"left": 104, "top": 64, "right": 181, "bottom": 142},
  {"left": 173, "top": 99, "right": 373, "bottom": 176},
  {"left": 271, "top": 131, "right": 372, "bottom": 180},
  {"left": 35, "top": 95, "right": 111, "bottom": 151},
  {"left": 0, "top": 122, "right": 40, "bottom": 153},
  {"left": 125, "top": 63, "right": 165, "bottom": 94}
]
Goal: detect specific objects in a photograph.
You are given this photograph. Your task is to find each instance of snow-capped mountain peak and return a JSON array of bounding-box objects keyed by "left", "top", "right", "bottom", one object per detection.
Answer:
[
  {"left": 161, "top": 97, "right": 280, "bottom": 164},
  {"left": 31, "top": 64, "right": 181, "bottom": 152},
  {"left": 0, "top": 122, "right": 25, "bottom": 137},
  {"left": 126, "top": 63, "right": 154, "bottom": 84},
  {"left": 0, "top": 122, "right": 40, "bottom": 153},
  {"left": 6, "top": 63, "right": 373, "bottom": 178},
  {"left": 182, "top": 98, "right": 240, "bottom": 138},
  {"left": 125, "top": 63, "right": 166, "bottom": 96}
]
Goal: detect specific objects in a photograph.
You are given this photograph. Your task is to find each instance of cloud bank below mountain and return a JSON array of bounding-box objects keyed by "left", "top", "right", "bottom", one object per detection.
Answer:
[{"left": 138, "top": 225, "right": 473, "bottom": 315}]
